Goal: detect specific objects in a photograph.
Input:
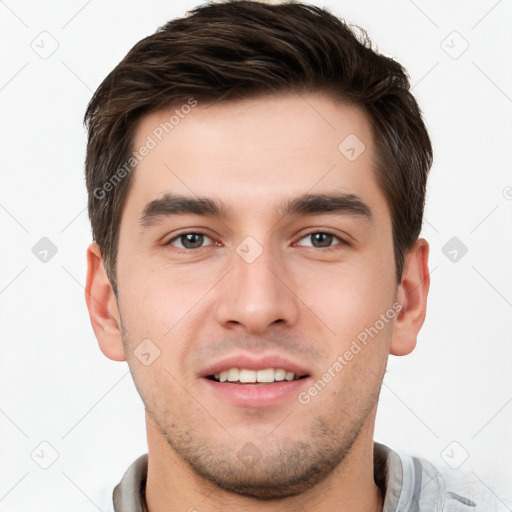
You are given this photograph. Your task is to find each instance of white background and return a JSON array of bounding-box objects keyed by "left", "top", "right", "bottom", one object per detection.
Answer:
[{"left": 0, "top": 1, "right": 511, "bottom": 510}]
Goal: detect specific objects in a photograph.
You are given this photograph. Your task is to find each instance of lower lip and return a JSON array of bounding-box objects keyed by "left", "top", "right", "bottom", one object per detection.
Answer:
[{"left": 202, "top": 377, "right": 310, "bottom": 408}]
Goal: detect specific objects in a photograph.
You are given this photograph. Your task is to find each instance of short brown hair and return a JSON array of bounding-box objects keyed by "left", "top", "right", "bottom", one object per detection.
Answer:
[{"left": 85, "top": 0, "right": 433, "bottom": 293}]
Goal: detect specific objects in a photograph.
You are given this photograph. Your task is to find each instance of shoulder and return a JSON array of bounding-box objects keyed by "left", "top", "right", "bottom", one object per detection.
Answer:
[
  {"left": 70, "top": 454, "right": 148, "bottom": 511},
  {"left": 439, "top": 466, "right": 510, "bottom": 512},
  {"left": 375, "top": 442, "right": 510, "bottom": 511}
]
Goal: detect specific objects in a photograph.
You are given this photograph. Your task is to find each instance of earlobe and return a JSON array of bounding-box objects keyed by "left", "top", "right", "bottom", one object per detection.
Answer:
[
  {"left": 85, "top": 243, "right": 126, "bottom": 362},
  {"left": 390, "top": 238, "right": 430, "bottom": 356}
]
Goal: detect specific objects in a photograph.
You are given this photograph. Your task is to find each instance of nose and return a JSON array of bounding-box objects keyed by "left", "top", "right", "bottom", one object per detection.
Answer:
[{"left": 214, "top": 242, "right": 300, "bottom": 334}]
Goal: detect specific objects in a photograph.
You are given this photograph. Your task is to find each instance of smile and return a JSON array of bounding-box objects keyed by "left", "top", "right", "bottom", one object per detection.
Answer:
[{"left": 208, "top": 367, "right": 308, "bottom": 384}]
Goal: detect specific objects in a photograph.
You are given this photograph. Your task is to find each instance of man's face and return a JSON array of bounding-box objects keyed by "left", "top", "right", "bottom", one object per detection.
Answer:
[{"left": 115, "top": 93, "right": 398, "bottom": 498}]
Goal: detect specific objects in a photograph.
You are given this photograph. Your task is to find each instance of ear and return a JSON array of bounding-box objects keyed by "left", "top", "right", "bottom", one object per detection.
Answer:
[
  {"left": 390, "top": 238, "right": 430, "bottom": 356},
  {"left": 85, "top": 243, "right": 126, "bottom": 361}
]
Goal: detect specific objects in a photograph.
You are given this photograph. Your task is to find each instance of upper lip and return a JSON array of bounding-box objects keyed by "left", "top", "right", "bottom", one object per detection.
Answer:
[{"left": 199, "top": 353, "right": 311, "bottom": 378}]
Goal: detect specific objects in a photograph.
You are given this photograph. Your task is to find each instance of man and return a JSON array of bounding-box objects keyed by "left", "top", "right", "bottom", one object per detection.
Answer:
[{"left": 82, "top": 1, "right": 490, "bottom": 510}]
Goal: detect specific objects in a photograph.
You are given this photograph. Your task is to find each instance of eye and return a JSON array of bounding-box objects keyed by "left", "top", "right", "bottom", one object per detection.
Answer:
[
  {"left": 165, "top": 231, "right": 347, "bottom": 251},
  {"left": 296, "top": 231, "right": 347, "bottom": 249},
  {"left": 167, "top": 232, "right": 215, "bottom": 250}
]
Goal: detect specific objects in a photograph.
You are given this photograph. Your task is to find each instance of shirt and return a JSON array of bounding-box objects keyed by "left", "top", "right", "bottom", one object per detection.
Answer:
[{"left": 72, "top": 443, "right": 509, "bottom": 511}]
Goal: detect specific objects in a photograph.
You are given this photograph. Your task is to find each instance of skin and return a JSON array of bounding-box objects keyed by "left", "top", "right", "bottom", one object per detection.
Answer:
[{"left": 85, "top": 93, "right": 430, "bottom": 512}]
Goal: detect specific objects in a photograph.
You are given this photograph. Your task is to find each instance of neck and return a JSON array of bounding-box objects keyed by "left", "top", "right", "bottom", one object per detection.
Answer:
[{"left": 144, "top": 409, "right": 382, "bottom": 512}]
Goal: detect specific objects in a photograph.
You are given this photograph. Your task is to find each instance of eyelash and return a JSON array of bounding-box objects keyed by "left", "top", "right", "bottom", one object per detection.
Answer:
[{"left": 165, "top": 230, "right": 349, "bottom": 251}]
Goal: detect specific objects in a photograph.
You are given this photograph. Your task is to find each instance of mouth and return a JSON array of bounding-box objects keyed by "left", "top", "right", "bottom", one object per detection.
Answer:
[
  {"left": 206, "top": 367, "right": 309, "bottom": 385},
  {"left": 199, "top": 354, "right": 311, "bottom": 407}
]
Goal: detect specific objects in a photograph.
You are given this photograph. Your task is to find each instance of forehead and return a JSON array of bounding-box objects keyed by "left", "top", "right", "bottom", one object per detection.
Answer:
[{"left": 127, "top": 93, "right": 387, "bottom": 222}]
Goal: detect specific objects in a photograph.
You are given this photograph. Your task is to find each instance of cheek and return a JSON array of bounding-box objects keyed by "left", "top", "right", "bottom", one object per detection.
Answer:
[
  {"left": 116, "top": 258, "right": 209, "bottom": 331},
  {"left": 115, "top": 260, "right": 224, "bottom": 381},
  {"left": 297, "top": 259, "right": 396, "bottom": 340}
]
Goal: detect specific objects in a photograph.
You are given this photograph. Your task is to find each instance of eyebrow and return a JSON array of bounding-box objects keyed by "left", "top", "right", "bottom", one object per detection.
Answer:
[{"left": 139, "top": 192, "right": 372, "bottom": 227}]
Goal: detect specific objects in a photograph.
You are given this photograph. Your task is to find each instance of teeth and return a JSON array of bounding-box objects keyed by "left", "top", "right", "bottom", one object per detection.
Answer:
[
  {"left": 274, "top": 369, "right": 286, "bottom": 381},
  {"left": 257, "top": 368, "right": 274, "bottom": 383},
  {"left": 211, "top": 368, "right": 302, "bottom": 383},
  {"left": 227, "top": 368, "right": 239, "bottom": 382},
  {"left": 239, "top": 369, "right": 257, "bottom": 383}
]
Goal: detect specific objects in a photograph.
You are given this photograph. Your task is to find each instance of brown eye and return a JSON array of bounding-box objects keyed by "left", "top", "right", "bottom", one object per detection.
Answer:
[
  {"left": 168, "top": 232, "right": 213, "bottom": 249},
  {"left": 297, "top": 231, "right": 346, "bottom": 249}
]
